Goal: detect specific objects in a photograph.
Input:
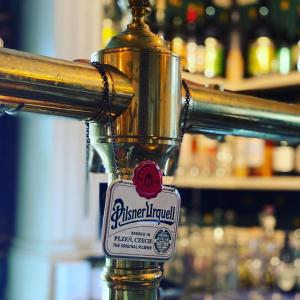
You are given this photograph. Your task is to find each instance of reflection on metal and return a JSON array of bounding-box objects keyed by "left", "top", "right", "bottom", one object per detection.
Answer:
[
  {"left": 184, "top": 80, "right": 300, "bottom": 143},
  {"left": 90, "top": 1, "right": 181, "bottom": 299},
  {"left": 0, "top": 48, "right": 133, "bottom": 120},
  {"left": 103, "top": 252, "right": 161, "bottom": 300}
]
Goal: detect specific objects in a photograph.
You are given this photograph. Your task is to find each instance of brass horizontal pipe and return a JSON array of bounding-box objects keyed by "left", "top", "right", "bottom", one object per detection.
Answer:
[
  {"left": 184, "top": 79, "right": 300, "bottom": 143},
  {"left": 0, "top": 48, "right": 133, "bottom": 120}
]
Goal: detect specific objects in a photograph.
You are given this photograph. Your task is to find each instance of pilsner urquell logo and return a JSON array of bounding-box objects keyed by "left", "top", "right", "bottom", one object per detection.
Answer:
[{"left": 110, "top": 198, "right": 176, "bottom": 230}]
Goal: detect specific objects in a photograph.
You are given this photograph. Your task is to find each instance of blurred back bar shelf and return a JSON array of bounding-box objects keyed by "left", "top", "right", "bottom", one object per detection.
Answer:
[
  {"left": 172, "top": 176, "right": 300, "bottom": 191},
  {"left": 183, "top": 70, "right": 300, "bottom": 99},
  {"left": 94, "top": 174, "right": 300, "bottom": 191}
]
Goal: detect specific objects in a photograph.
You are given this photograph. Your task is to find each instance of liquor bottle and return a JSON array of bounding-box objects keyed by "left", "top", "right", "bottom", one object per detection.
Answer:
[
  {"left": 195, "top": 3, "right": 206, "bottom": 75},
  {"left": 291, "top": 34, "right": 300, "bottom": 72},
  {"left": 147, "top": 0, "right": 166, "bottom": 38},
  {"left": 272, "top": 141, "right": 295, "bottom": 176},
  {"left": 276, "top": 30, "right": 292, "bottom": 75},
  {"left": 232, "top": 137, "right": 248, "bottom": 177},
  {"left": 215, "top": 137, "right": 233, "bottom": 178},
  {"left": 224, "top": 210, "right": 238, "bottom": 293},
  {"left": 293, "top": 229, "right": 300, "bottom": 291},
  {"left": 163, "top": 208, "right": 192, "bottom": 288},
  {"left": 185, "top": 3, "right": 206, "bottom": 75},
  {"left": 276, "top": 232, "right": 297, "bottom": 293},
  {"left": 203, "top": 0, "right": 225, "bottom": 78},
  {"left": 189, "top": 135, "right": 200, "bottom": 177},
  {"left": 187, "top": 194, "right": 205, "bottom": 292},
  {"left": 212, "top": 208, "right": 224, "bottom": 246},
  {"left": 185, "top": 5, "right": 198, "bottom": 74},
  {"left": 275, "top": 0, "right": 293, "bottom": 75},
  {"left": 258, "top": 205, "right": 279, "bottom": 290},
  {"left": 195, "top": 135, "right": 217, "bottom": 177},
  {"left": 246, "top": 138, "right": 265, "bottom": 176},
  {"left": 226, "top": 0, "right": 244, "bottom": 81},
  {"left": 170, "top": 16, "right": 187, "bottom": 70},
  {"left": 102, "top": 0, "right": 123, "bottom": 47},
  {"left": 261, "top": 140, "right": 273, "bottom": 177},
  {"left": 177, "top": 134, "right": 194, "bottom": 176},
  {"left": 291, "top": 8, "right": 300, "bottom": 72},
  {"left": 213, "top": 208, "right": 238, "bottom": 293},
  {"left": 248, "top": 0, "right": 276, "bottom": 76},
  {"left": 295, "top": 145, "right": 300, "bottom": 175}
]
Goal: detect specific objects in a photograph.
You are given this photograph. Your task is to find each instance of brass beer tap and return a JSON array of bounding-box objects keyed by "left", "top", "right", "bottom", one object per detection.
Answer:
[{"left": 91, "top": 1, "right": 181, "bottom": 299}]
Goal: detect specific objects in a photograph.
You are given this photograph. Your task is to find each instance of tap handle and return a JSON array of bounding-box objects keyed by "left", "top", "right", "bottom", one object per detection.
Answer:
[{"left": 128, "top": 0, "right": 151, "bottom": 29}]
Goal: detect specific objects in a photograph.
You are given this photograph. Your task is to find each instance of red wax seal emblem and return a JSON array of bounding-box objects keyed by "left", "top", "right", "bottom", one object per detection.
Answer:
[{"left": 132, "top": 160, "right": 163, "bottom": 199}]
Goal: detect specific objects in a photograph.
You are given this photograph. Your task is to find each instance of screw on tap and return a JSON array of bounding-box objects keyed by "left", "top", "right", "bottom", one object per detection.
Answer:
[{"left": 128, "top": 0, "right": 151, "bottom": 29}]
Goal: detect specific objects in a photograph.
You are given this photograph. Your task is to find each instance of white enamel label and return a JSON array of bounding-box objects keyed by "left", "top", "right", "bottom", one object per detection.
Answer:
[{"left": 102, "top": 180, "right": 181, "bottom": 261}]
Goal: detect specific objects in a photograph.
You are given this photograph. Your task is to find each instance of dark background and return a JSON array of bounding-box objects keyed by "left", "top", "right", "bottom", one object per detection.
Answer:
[{"left": 0, "top": 0, "right": 19, "bottom": 298}]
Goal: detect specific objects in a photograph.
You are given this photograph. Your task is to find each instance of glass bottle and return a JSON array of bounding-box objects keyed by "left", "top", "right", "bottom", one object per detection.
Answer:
[
  {"left": 177, "top": 134, "right": 194, "bottom": 177},
  {"left": 258, "top": 205, "right": 279, "bottom": 290},
  {"left": 272, "top": 141, "right": 296, "bottom": 176},
  {"left": 232, "top": 137, "right": 248, "bottom": 177},
  {"left": 295, "top": 145, "right": 300, "bottom": 175},
  {"left": 187, "top": 194, "right": 205, "bottom": 292},
  {"left": 276, "top": 232, "right": 297, "bottom": 293},
  {"left": 276, "top": 29, "right": 292, "bottom": 75},
  {"left": 223, "top": 210, "right": 238, "bottom": 294},
  {"left": 147, "top": 0, "right": 166, "bottom": 38},
  {"left": 196, "top": 135, "right": 217, "bottom": 177},
  {"left": 226, "top": 0, "right": 244, "bottom": 82},
  {"left": 291, "top": 1, "right": 300, "bottom": 72},
  {"left": 185, "top": 5, "right": 198, "bottom": 74},
  {"left": 246, "top": 138, "right": 265, "bottom": 177},
  {"left": 170, "top": 16, "right": 187, "bottom": 70},
  {"left": 292, "top": 229, "right": 300, "bottom": 291},
  {"left": 261, "top": 140, "right": 273, "bottom": 177},
  {"left": 163, "top": 208, "right": 192, "bottom": 289},
  {"left": 212, "top": 208, "right": 226, "bottom": 293},
  {"left": 215, "top": 137, "right": 233, "bottom": 178},
  {"left": 203, "top": 0, "right": 225, "bottom": 78},
  {"left": 247, "top": 0, "right": 276, "bottom": 76},
  {"left": 101, "top": 0, "right": 123, "bottom": 47}
]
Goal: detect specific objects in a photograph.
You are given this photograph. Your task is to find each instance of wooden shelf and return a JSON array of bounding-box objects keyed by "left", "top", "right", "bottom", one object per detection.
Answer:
[
  {"left": 182, "top": 71, "right": 300, "bottom": 99},
  {"left": 92, "top": 173, "right": 300, "bottom": 191},
  {"left": 171, "top": 176, "right": 300, "bottom": 191}
]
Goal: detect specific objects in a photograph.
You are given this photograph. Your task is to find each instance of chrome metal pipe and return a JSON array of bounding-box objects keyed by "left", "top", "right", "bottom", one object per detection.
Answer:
[
  {"left": 184, "top": 80, "right": 300, "bottom": 143},
  {"left": 0, "top": 48, "right": 133, "bottom": 120}
]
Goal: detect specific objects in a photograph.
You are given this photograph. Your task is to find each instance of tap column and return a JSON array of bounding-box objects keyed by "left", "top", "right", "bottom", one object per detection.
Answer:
[{"left": 90, "top": 0, "right": 182, "bottom": 299}]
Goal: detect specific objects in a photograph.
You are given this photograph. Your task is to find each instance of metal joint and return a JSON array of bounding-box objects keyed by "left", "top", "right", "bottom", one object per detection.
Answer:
[{"left": 0, "top": 103, "right": 24, "bottom": 116}]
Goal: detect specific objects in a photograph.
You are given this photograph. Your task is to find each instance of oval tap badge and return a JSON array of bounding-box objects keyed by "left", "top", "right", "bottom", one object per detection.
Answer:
[
  {"left": 132, "top": 160, "right": 162, "bottom": 199},
  {"left": 101, "top": 180, "right": 181, "bottom": 261}
]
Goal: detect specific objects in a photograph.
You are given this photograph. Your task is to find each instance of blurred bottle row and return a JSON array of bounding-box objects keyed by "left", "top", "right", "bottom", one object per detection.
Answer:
[
  {"left": 102, "top": 0, "right": 300, "bottom": 80},
  {"left": 165, "top": 0, "right": 300, "bottom": 79},
  {"left": 163, "top": 206, "right": 300, "bottom": 298},
  {"left": 177, "top": 134, "right": 300, "bottom": 178}
]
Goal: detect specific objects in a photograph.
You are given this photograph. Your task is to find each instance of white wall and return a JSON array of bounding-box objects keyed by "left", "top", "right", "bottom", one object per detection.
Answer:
[{"left": 7, "top": 0, "right": 103, "bottom": 299}]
